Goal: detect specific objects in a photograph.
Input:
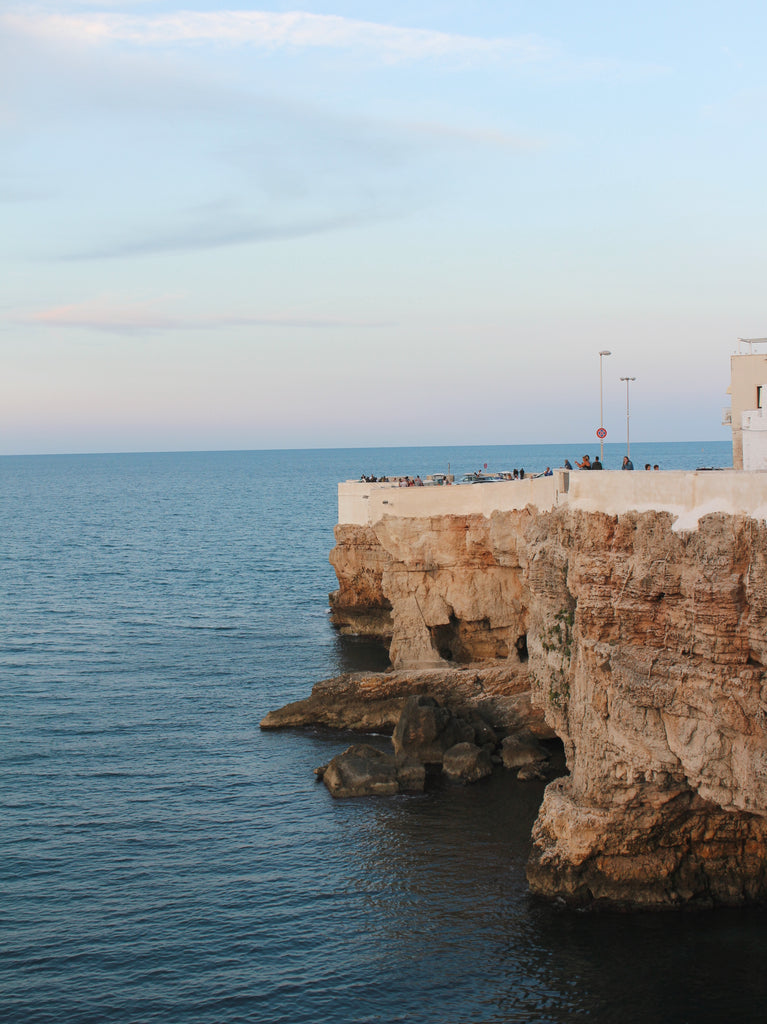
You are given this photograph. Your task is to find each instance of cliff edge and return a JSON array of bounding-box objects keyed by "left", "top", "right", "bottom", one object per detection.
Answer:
[{"left": 328, "top": 506, "right": 767, "bottom": 907}]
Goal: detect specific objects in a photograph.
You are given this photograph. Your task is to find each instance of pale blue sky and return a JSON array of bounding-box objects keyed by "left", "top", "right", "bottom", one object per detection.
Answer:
[{"left": 2, "top": 1, "right": 765, "bottom": 454}]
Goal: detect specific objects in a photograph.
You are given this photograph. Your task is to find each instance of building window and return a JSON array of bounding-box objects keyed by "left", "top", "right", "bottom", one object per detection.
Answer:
[{"left": 758, "top": 386, "right": 763, "bottom": 409}]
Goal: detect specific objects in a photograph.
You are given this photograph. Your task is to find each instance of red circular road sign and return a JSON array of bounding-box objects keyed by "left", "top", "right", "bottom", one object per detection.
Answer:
[{"left": 596, "top": 427, "right": 607, "bottom": 439}]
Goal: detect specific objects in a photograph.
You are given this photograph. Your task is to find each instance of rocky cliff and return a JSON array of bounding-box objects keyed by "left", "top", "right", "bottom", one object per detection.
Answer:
[
  {"left": 328, "top": 508, "right": 767, "bottom": 907},
  {"left": 260, "top": 664, "right": 549, "bottom": 737},
  {"left": 329, "top": 524, "right": 393, "bottom": 639}
]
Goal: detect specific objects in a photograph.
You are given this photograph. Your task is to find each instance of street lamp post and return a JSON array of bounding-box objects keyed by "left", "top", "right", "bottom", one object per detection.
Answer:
[
  {"left": 599, "top": 350, "right": 611, "bottom": 463},
  {"left": 620, "top": 376, "right": 636, "bottom": 458}
]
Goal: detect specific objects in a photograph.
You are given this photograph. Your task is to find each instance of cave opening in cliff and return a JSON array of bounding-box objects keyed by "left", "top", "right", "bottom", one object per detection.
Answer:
[
  {"left": 430, "top": 615, "right": 510, "bottom": 663},
  {"left": 515, "top": 634, "right": 529, "bottom": 662},
  {"left": 332, "top": 633, "right": 392, "bottom": 673},
  {"left": 430, "top": 618, "right": 459, "bottom": 662}
]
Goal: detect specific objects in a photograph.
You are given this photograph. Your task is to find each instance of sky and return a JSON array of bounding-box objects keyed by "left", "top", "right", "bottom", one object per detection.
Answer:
[{"left": 2, "top": 0, "right": 766, "bottom": 455}]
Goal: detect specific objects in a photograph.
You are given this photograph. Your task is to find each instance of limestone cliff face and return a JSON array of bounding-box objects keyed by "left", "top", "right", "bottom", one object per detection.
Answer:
[
  {"left": 330, "top": 508, "right": 767, "bottom": 907},
  {"left": 329, "top": 524, "right": 393, "bottom": 640}
]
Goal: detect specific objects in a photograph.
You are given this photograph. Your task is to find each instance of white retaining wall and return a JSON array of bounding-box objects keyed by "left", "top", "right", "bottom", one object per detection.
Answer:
[{"left": 339, "top": 470, "right": 767, "bottom": 533}]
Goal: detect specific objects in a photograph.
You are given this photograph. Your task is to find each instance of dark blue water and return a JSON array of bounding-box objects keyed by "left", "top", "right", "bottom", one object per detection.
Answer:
[{"left": 4, "top": 442, "right": 767, "bottom": 1024}]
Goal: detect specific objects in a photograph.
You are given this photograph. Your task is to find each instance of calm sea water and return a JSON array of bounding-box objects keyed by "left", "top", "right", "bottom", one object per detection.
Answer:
[{"left": 4, "top": 442, "right": 767, "bottom": 1024}]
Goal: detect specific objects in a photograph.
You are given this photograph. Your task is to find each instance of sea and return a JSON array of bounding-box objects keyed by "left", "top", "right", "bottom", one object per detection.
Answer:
[{"left": 4, "top": 440, "right": 767, "bottom": 1024}]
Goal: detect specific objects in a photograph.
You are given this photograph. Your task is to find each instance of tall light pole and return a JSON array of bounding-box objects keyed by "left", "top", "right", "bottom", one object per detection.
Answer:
[
  {"left": 599, "top": 350, "right": 611, "bottom": 463},
  {"left": 620, "top": 376, "right": 636, "bottom": 458}
]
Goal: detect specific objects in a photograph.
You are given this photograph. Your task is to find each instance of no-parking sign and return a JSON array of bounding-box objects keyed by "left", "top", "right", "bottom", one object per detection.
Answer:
[{"left": 596, "top": 427, "right": 607, "bottom": 439}]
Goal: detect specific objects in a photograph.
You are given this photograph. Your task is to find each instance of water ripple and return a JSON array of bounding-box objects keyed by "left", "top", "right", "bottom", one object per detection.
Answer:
[{"left": 2, "top": 447, "right": 764, "bottom": 1024}]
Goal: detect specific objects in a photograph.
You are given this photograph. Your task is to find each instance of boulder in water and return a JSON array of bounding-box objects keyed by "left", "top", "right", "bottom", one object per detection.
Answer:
[
  {"left": 501, "top": 729, "right": 550, "bottom": 770},
  {"left": 395, "top": 759, "right": 427, "bottom": 793},
  {"left": 442, "top": 742, "right": 493, "bottom": 784},
  {"left": 322, "top": 744, "right": 400, "bottom": 798},
  {"left": 392, "top": 694, "right": 474, "bottom": 765}
]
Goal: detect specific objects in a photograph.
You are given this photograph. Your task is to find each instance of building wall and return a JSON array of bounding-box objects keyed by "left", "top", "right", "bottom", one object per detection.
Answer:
[
  {"left": 742, "top": 409, "right": 767, "bottom": 471},
  {"left": 728, "top": 353, "right": 767, "bottom": 469}
]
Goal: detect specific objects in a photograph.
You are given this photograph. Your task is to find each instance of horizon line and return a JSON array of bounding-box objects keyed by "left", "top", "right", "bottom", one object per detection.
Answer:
[{"left": 0, "top": 438, "right": 730, "bottom": 459}]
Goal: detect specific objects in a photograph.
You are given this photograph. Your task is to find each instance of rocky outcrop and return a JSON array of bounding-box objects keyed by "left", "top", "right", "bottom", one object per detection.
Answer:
[
  {"left": 324, "top": 506, "right": 767, "bottom": 907},
  {"left": 315, "top": 697, "right": 526, "bottom": 797},
  {"left": 392, "top": 695, "right": 475, "bottom": 763},
  {"left": 318, "top": 744, "right": 425, "bottom": 798},
  {"left": 260, "top": 665, "right": 553, "bottom": 737},
  {"left": 442, "top": 742, "right": 494, "bottom": 784},
  {"left": 501, "top": 730, "right": 550, "bottom": 771}
]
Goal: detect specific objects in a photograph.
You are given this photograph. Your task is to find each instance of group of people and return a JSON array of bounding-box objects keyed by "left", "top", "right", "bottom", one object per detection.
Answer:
[
  {"left": 572, "top": 455, "right": 603, "bottom": 470},
  {"left": 359, "top": 474, "right": 428, "bottom": 486},
  {"left": 620, "top": 458, "right": 661, "bottom": 471},
  {"left": 564, "top": 455, "right": 661, "bottom": 471},
  {"left": 361, "top": 459, "right": 662, "bottom": 483},
  {"left": 563, "top": 456, "right": 603, "bottom": 470}
]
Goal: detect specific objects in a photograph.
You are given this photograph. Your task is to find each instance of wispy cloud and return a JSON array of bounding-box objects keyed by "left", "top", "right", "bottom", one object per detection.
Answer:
[
  {"left": 4, "top": 8, "right": 552, "bottom": 66},
  {"left": 25, "top": 298, "right": 389, "bottom": 334},
  {"left": 63, "top": 205, "right": 385, "bottom": 260}
]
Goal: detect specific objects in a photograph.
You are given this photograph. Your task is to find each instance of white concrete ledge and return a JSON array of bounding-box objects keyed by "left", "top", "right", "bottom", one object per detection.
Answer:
[
  {"left": 339, "top": 476, "right": 560, "bottom": 525},
  {"left": 339, "top": 470, "right": 767, "bottom": 532}
]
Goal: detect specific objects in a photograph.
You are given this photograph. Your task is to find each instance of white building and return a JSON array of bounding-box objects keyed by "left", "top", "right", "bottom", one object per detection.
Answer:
[{"left": 724, "top": 339, "right": 767, "bottom": 470}]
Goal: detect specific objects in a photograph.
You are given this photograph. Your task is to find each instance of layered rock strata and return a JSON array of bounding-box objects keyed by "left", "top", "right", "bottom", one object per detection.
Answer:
[
  {"left": 323, "top": 508, "right": 767, "bottom": 907},
  {"left": 329, "top": 524, "right": 394, "bottom": 639},
  {"left": 260, "top": 665, "right": 551, "bottom": 737}
]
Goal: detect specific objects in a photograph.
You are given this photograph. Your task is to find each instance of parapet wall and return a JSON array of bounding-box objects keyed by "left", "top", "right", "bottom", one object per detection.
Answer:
[
  {"left": 339, "top": 470, "right": 767, "bottom": 532},
  {"left": 338, "top": 475, "right": 560, "bottom": 525}
]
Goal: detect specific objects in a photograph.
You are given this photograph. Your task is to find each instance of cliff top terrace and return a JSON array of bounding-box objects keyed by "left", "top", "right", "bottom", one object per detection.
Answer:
[{"left": 339, "top": 470, "right": 767, "bottom": 533}]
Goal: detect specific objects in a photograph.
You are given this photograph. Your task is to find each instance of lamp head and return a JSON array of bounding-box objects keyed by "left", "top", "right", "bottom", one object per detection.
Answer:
[{"left": 599, "top": 350, "right": 612, "bottom": 356}]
